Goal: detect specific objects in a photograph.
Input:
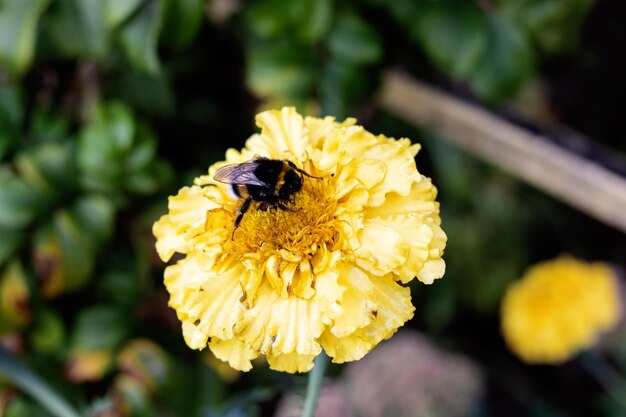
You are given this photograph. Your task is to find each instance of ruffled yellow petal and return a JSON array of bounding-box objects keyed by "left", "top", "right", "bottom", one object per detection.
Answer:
[
  {"left": 253, "top": 107, "right": 306, "bottom": 160},
  {"left": 179, "top": 269, "right": 245, "bottom": 340},
  {"left": 351, "top": 273, "right": 415, "bottom": 346},
  {"left": 311, "top": 262, "right": 344, "bottom": 324},
  {"left": 336, "top": 159, "right": 387, "bottom": 196},
  {"left": 210, "top": 338, "right": 258, "bottom": 372},
  {"left": 328, "top": 265, "right": 375, "bottom": 338},
  {"left": 327, "top": 265, "right": 414, "bottom": 360},
  {"left": 354, "top": 219, "right": 411, "bottom": 276},
  {"left": 339, "top": 125, "right": 380, "bottom": 161},
  {"left": 365, "top": 178, "right": 439, "bottom": 218},
  {"left": 153, "top": 186, "right": 220, "bottom": 261},
  {"left": 232, "top": 285, "right": 277, "bottom": 354},
  {"left": 304, "top": 114, "right": 356, "bottom": 150},
  {"left": 164, "top": 253, "right": 213, "bottom": 314},
  {"left": 365, "top": 180, "right": 446, "bottom": 284},
  {"left": 265, "top": 295, "right": 324, "bottom": 357},
  {"left": 152, "top": 216, "right": 186, "bottom": 263},
  {"left": 360, "top": 138, "right": 421, "bottom": 206},
  {"left": 417, "top": 257, "right": 446, "bottom": 285},
  {"left": 305, "top": 121, "right": 344, "bottom": 172},
  {"left": 234, "top": 284, "right": 323, "bottom": 358},
  {"left": 320, "top": 330, "right": 371, "bottom": 363},
  {"left": 267, "top": 352, "right": 316, "bottom": 373},
  {"left": 182, "top": 320, "right": 209, "bottom": 349}
]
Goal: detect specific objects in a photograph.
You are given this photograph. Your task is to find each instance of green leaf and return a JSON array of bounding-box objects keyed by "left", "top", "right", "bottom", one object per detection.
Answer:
[
  {"left": 15, "top": 142, "right": 78, "bottom": 202},
  {"left": 0, "top": 0, "right": 50, "bottom": 74},
  {"left": 45, "top": 0, "right": 109, "bottom": 59},
  {"left": 161, "top": 0, "right": 204, "bottom": 50},
  {"left": 125, "top": 170, "right": 160, "bottom": 194},
  {"left": 33, "top": 224, "right": 67, "bottom": 298},
  {"left": 319, "top": 60, "right": 367, "bottom": 118},
  {"left": 0, "top": 82, "right": 24, "bottom": 129},
  {"left": 103, "top": 0, "right": 142, "bottom": 29},
  {"left": 105, "top": 72, "right": 175, "bottom": 116},
  {"left": 246, "top": 41, "right": 314, "bottom": 99},
  {"left": 499, "top": 0, "right": 595, "bottom": 52},
  {"left": 327, "top": 13, "right": 382, "bottom": 65},
  {"left": 126, "top": 135, "right": 156, "bottom": 171},
  {"left": 246, "top": 0, "right": 332, "bottom": 43},
  {"left": 0, "top": 227, "right": 22, "bottom": 267},
  {"left": 78, "top": 102, "right": 164, "bottom": 197},
  {"left": 97, "top": 102, "right": 136, "bottom": 151},
  {"left": 77, "top": 126, "right": 121, "bottom": 194},
  {"left": 98, "top": 267, "right": 139, "bottom": 307},
  {"left": 245, "top": 0, "right": 291, "bottom": 37},
  {"left": 413, "top": 1, "right": 488, "bottom": 78},
  {"left": 145, "top": 159, "right": 174, "bottom": 194},
  {"left": 117, "top": 0, "right": 162, "bottom": 75},
  {"left": 70, "top": 194, "right": 114, "bottom": 245},
  {"left": 468, "top": 14, "right": 534, "bottom": 102},
  {"left": 291, "top": 0, "right": 333, "bottom": 42},
  {"left": 71, "top": 306, "right": 128, "bottom": 351},
  {"left": 372, "top": 0, "right": 427, "bottom": 29},
  {"left": 28, "top": 107, "right": 71, "bottom": 144},
  {"left": 0, "top": 171, "right": 44, "bottom": 229},
  {"left": 78, "top": 103, "right": 136, "bottom": 193},
  {"left": 0, "top": 261, "right": 31, "bottom": 333},
  {"left": 30, "top": 310, "right": 66, "bottom": 355},
  {"left": 0, "top": 83, "right": 23, "bottom": 159},
  {"left": 50, "top": 206, "right": 98, "bottom": 292}
]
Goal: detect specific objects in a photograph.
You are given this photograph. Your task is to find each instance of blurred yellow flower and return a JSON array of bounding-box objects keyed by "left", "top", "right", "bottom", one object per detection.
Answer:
[
  {"left": 153, "top": 107, "right": 446, "bottom": 373},
  {"left": 501, "top": 256, "right": 621, "bottom": 364}
]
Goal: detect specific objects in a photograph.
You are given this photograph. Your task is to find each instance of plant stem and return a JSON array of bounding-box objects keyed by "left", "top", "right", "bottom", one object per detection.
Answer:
[
  {"left": 0, "top": 347, "right": 82, "bottom": 417},
  {"left": 300, "top": 352, "right": 329, "bottom": 417}
]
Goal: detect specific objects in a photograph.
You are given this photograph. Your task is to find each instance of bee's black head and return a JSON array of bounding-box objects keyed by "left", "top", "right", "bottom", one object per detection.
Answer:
[{"left": 279, "top": 167, "right": 303, "bottom": 199}]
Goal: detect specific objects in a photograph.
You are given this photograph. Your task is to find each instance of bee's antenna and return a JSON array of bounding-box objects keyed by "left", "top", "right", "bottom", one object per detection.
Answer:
[{"left": 296, "top": 167, "right": 322, "bottom": 179}]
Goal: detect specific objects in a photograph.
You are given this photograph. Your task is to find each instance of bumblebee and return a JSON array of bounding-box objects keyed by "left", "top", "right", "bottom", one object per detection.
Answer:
[{"left": 214, "top": 157, "right": 318, "bottom": 238}]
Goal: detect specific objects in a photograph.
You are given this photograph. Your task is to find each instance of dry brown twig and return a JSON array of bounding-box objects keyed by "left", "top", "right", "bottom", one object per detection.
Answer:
[{"left": 379, "top": 70, "right": 626, "bottom": 234}]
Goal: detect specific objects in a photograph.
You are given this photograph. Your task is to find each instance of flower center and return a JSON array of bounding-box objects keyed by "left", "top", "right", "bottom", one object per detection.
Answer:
[{"left": 224, "top": 176, "right": 339, "bottom": 262}]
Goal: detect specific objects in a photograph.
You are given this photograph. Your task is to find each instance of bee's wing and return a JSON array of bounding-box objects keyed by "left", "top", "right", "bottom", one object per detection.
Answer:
[{"left": 213, "top": 162, "right": 267, "bottom": 186}]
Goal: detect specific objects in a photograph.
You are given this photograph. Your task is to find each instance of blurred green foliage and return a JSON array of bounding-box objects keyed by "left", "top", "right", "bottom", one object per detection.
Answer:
[{"left": 1, "top": 0, "right": 624, "bottom": 416}]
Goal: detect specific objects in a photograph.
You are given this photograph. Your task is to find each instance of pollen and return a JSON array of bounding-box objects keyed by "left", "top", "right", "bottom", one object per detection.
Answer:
[{"left": 224, "top": 176, "right": 340, "bottom": 262}]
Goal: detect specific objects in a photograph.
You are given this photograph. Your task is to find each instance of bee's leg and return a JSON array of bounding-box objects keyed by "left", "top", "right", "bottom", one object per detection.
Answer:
[
  {"left": 277, "top": 202, "right": 291, "bottom": 211},
  {"left": 232, "top": 196, "right": 252, "bottom": 240}
]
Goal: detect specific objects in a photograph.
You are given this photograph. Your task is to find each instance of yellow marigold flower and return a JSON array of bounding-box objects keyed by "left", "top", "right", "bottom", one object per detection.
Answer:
[
  {"left": 153, "top": 107, "right": 446, "bottom": 373},
  {"left": 501, "top": 256, "right": 621, "bottom": 364}
]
